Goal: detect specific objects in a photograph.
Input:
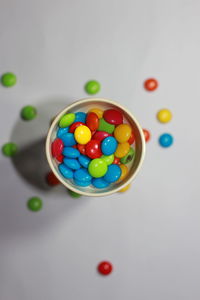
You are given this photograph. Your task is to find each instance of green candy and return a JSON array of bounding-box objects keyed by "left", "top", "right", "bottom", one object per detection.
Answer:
[
  {"left": 101, "top": 154, "right": 114, "bottom": 165},
  {"left": 21, "top": 105, "right": 37, "bottom": 120},
  {"left": 1, "top": 72, "right": 17, "bottom": 87},
  {"left": 2, "top": 142, "right": 18, "bottom": 157},
  {"left": 85, "top": 80, "right": 100, "bottom": 95},
  {"left": 88, "top": 158, "right": 108, "bottom": 178},
  {"left": 27, "top": 197, "right": 43, "bottom": 212},
  {"left": 98, "top": 118, "right": 115, "bottom": 134},
  {"left": 59, "top": 113, "right": 75, "bottom": 128},
  {"left": 68, "top": 189, "right": 81, "bottom": 198},
  {"left": 120, "top": 147, "right": 135, "bottom": 164}
]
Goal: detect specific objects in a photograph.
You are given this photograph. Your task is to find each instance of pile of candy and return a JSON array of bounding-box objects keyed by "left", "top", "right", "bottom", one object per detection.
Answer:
[{"left": 51, "top": 108, "right": 135, "bottom": 189}]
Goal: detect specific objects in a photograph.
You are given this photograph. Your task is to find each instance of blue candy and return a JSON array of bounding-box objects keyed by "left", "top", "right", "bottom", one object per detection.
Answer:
[
  {"left": 159, "top": 133, "right": 173, "bottom": 148},
  {"left": 62, "top": 147, "right": 80, "bottom": 158},
  {"left": 103, "top": 164, "right": 122, "bottom": 183},
  {"left": 63, "top": 158, "right": 81, "bottom": 170},
  {"left": 58, "top": 163, "right": 73, "bottom": 179},
  {"left": 101, "top": 136, "right": 118, "bottom": 155},
  {"left": 75, "top": 112, "right": 86, "bottom": 123},
  {"left": 74, "top": 179, "right": 91, "bottom": 187},
  {"left": 74, "top": 168, "right": 92, "bottom": 182},
  {"left": 61, "top": 133, "right": 76, "bottom": 146},
  {"left": 92, "top": 178, "right": 110, "bottom": 189},
  {"left": 57, "top": 127, "right": 69, "bottom": 138},
  {"left": 78, "top": 154, "right": 91, "bottom": 168}
]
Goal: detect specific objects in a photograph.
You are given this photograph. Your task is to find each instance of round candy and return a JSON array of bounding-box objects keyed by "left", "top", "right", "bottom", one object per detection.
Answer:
[
  {"left": 62, "top": 147, "right": 80, "bottom": 158},
  {"left": 143, "top": 129, "right": 151, "bottom": 142},
  {"left": 59, "top": 113, "right": 75, "bottom": 128},
  {"left": 56, "top": 154, "right": 64, "bottom": 163},
  {"left": 27, "top": 197, "right": 42, "bottom": 212},
  {"left": 85, "top": 140, "right": 102, "bottom": 159},
  {"left": 46, "top": 171, "right": 60, "bottom": 186},
  {"left": 63, "top": 158, "right": 81, "bottom": 170},
  {"left": 117, "top": 164, "right": 128, "bottom": 182},
  {"left": 77, "top": 144, "right": 86, "bottom": 155},
  {"left": 159, "top": 133, "right": 173, "bottom": 148},
  {"left": 157, "top": 109, "right": 172, "bottom": 123},
  {"left": 120, "top": 147, "right": 135, "bottom": 164},
  {"left": 21, "top": 105, "right": 37, "bottom": 120},
  {"left": 88, "top": 158, "right": 108, "bottom": 178},
  {"left": 58, "top": 163, "right": 74, "bottom": 179},
  {"left": 88, "top": 108, "right": 103, "bottom": 119},
  {"left": 74, "top": 125, "right": 91, "bottom": 145},
  {"left": 78, "top": 155, "right": 91, "bottom": 168},
  {"left": 118, "top": 184, "right": 131, "bottom": 193},
  {"left": 113, "top": 156, "right": 120, "bottom": 164},
  {"left": 92, "top": 131, "right": 111, "bottom": 142},
  {"left": 74, "top": 179, "right": 91, "bottom": 187},
  {"left": 61, "top": 133, "right": 76, "bottom": 146},
  {"left": 97, "top": 261, "right": 113, "bottom": 276},
  {"left": 57, "top": 127, "right": 69, "bottom": 138},
  {"left": 68, "top": 189, "right": 81, "bottom": 198},
  {"left": 75, "top": 112, "right": 86, "bottom": 123},
  {"left": 69, "top": 122, "right": 85, "bottom": 133},
  {"left": 2, "top": 142, "right": 18, "bottom": 157},
  {"left": 144, "top": 78, "right": 158, "bottom": 91},
  {"left": 128, "top": 132, "right": 135, "bottom": 144},
  {"left": 98, "top": 118, "right": 115, "bottom": 134},
  {"left": 103, "top": 109, "right": 123, "bottom": 125},
  {"left": 101, "top": 154, "right": 114, "bottom": 165},
  {"left": 115, "top": 142, "right": 130, "bottom": 158},
  {"left": 101, "top": 136, "right": 118, "bottom": 155},
  {"left": 1, "top": 72, "right": 17, "bottom": 87},
  {"left": 52, "top": 138, "right": 64, "bottom": 157},
  {"left": 85, "top": 80, "right": 100, "bottom": 95},
  {"left": 86, "top": 112, "right": 99, "bottom": 131},
  {"left": 114, "top": 124, "right": 131, "bottom": 143},
  {"left": 103, "top": 164, "right": 122, "bottom": 183},
  {"left": 74, "top": 169, "right": 92, "bottom": 182},
  {"left": 92, "top": 178, "right": 110, "bottom": 189}
]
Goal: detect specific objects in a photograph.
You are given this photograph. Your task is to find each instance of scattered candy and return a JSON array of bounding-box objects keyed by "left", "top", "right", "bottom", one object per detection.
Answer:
[
  {"left": 98, "top": 118, "right": 115, "bottom": 134},
  {"left": 59, "top": 113, "right": 75, "bottom": 128},
  {"left": 101, "top": 136, "right": 117, "bottom": 156},
  {"left": 144, "top": 78, "right": 158, "bottom": 91},
  {"left": 21, "top": 105, "right": 37, "bottom": 121},
  {"left": 85, "top": 80, "right": 100, "bottom": 95},
  {"left": 115, "top": 142, "right": 130, "bottom": 158},
  {"left": 157, "top": 109, "right": 172, "bottom": 123},
  {"left": 159, "top": 133, "right": 173, "bottom": 148},
  {"left": 143, "top": 129, "right": 151, "bottom": 142},
  {"left": 98, "top": 261, "right": 113, "bottom": 275},
  {"left": 2, "top": 142, "right": 18, "bottom": 156},
  {"left": 118, "top": 184, "right": 131, "bottom": 193},
  {"left": 114, "top": 124, "right": 131, "bottom": 143},
  {"left": 74, "top": 125, "right": 91, "bottom": 145},
  {"left": 103, "top": 109, "right": 123, "bottom": 125},
  {"left": 68, "top": 189, "right": 81, "bottom": 198},
  {"left": 86, "top": 112, "right": 99, "bottom": 131},
  {"left": 46, "top": 171, "right": 60, "bottom": 186},
  {"left": 88, "top": 108, "right": 103, "bottom": 119},
  {"left": 120, "top": 147, "right": 135, "bottom": 164},
  {"left": 27, "top": 197, "right": 42, "bottom": 212},
  {"left": 1, "top": 72, "right": 17, "bottom": 87},
  {"left": 88, "top": 158, "right": 108, "bottom": 178}
]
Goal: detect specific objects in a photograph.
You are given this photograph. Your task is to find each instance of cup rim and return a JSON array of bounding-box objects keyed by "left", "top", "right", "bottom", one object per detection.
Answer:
[{"left": 46, "top": 97, "right": 146, "bottom": 196}]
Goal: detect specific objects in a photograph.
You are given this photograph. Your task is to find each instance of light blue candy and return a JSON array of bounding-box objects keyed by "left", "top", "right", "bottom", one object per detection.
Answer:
[
  {"left": 58, "top": 163, "right": 73, "bottom": 179},
  {"left": 78, "top": 155, "right": 91, "bottom": 168},
  {"left": 101, "top": 136, "right": 118, "bottom": 155},
  {"left": 74, "top": 179, "right": 91, "bottom": 187},
  {"left": 63, "top": 158, "right": 81, "bottom": 170},
  {"left": 74, "top": 168, "right": 92, "bottom": 182},
  {"left": 103, "top": 164, "right": 122, "bottom": 183},
  {"left": 62, "top": 147, "right": 80, "bottom": 158},
  {"left": 57, "top": 127, "right": 69, "bottom": 138},
  {"left": 92, "top": 178, "right": 110, "bottom": 189},
  {"left": 159, "top": 133, "right": 173, "bottom": 148},
  {"left": 75, "top": 112, "right": 86, "bottom": 123},
  {"left": 61, "top": 133, "right": 76, "bottom": 146}
]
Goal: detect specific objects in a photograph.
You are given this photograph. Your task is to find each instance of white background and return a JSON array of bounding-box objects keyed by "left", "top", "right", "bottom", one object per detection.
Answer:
[{"left": 0, "top": 0, "right": 200, "bottom": 299}]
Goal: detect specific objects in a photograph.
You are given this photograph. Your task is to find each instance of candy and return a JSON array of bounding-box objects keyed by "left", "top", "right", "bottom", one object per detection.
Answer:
[
  {"left": 78, "top": 155, "right": 91, "bottom": 168},
  {"left": 86, "top": 112, "right": 99, "bottom": 131},
  {"left": 98, "top": 118, "right": 115, "bottom": 134},
  {"left": 103, "top": 164, "right": 122, "bottom": 183},
  {"left": 118, "top": 184, "right": 131, "bottom": 193},
  {"left": 63, "top": 158, "right": 81, "bottom": 170},
  {"left": 68, "top": 189, "right": 81, "bottom": 198},
  {"left": 143, "top": 129, "right": 151, "bottom": 142},
  {"left": 85, "top": 80, "right": 100, "bottom": 95},
  {"left": 159, "top": 133, "right": 173, "bottom": 148},
  {"left": 114, "top": 124, "right": 131, "bottom": 143},
  {"left": 103, "top": 109, "right": 123, "bottom": 125},
  {"left": 56, "top": 154, "right": 64, "bottom": 163},
  {"left": 75, "top": 112, "right": 86, "bottom": 123},
  {"left": 62, "top": 147, "right": 80, "bottom": 158},
  {"left": 27, "top": 197, "right": 42, "bottom": 212},
  {"left": 114, "top": 142, "right": 130, "bottom": 158},
  {"left": 120, "top": 147, "right": 135, "bottom": 164},
  {"left": 58, "top": 163, "right": 74, "bottom": 179},
  {"left": 61, "top": 133, "right": 76, "bottom": 146},
  {"left": 59, "top": 113, "right": 75, "bottom": 128},
  {"left": 144, "top": 78, "right": 158, "bottom": 91},
  {"left": 21, "top": 105, "right": 37, "bottom": 120},
  {"left": 1, "top": 72, "right": 17, "bottom": 87},
  {"left": 46, "top": 171, "right": 60, "bottom": 186},
  {"left": 97, "top": 261, "right": 113, "bottom": 275},
  {"left": 2, "top": 142, "right": 18, "bottom": 156},
  {"left": 92, "top": 178, "right": 110, "bottom": 189},
  {"left": 74, "top": 125, "right": 91, "bottom": 144},
  {"left": 128, "top": 132, "right": 135, "bottom": 144},
  {"left": 101, "top": 136, "right": 118, "bottom": 155},
  {"left": 113, "top": 156, "right": 120, "bottom": 164},
  {"left": 69, "top": 122, "right": 85, "bottom": 133},
  {"left": 57, "top": 127, "right": 69, "bottom": 138},
  {"left": 101, "top": 154, "right": 114, "bottom": 165},
  {"left": 85, "top": 140, "right": 102, "bottom": 159},
  {"left": 92, "top": 131, "right": 111, "bottom": 142},
  {"left": 88, "top": 158, "right": 108, "bottom": 178},
  {"left": 157, "top": 109, "right": 172, "bottom": 123},
  {"left": 88, "top": 108, "right": 103, "bottom": 119},
  {"left": 74, "top": 179, "right": 91, "bottom": 187},
  {"left": 117, "top": 164, "right": 128, "bottom": 182},
  {"left": 52, "top": 138, "right": 64, "bottom": 157},
  {"left": 74, "top": 168, "right": 92, "bottom": 182},
  {"left": 77, "top": 144, "right": 86, "bottom": 155}
]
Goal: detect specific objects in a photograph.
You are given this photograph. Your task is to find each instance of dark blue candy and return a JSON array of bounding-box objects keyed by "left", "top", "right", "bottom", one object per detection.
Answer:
[
  {"left": 92, "top": 178, "right": 110, "bottom": 189},
  {"left": 57, "top": 127, "right": 69, "bottom": 138},
  {"left": 75, "top": 112, "right": 86, "bottom": 123},
  {"left": 101, "top": 136, "right": 118, "bottom": 155},
  {"left": 103, "top": 164, "right": 122, "bottom": 183},
  {"left": 62, "top": 147, "right": 80, "bottom": 158},
  {"left": 63, "top": 158, "right": 81, "bottom": 170},
  {"left": 78, "top": 154, "right": 91, "bottom": 168},
  {"left": 61, "top": 133, "right": 76, "bottom": 146},
  {"left": 58, "top": 163, "right": 73, "bottom": 179},
  {"left": 74, "top": 168, "right": 92, "bottom": 182}
]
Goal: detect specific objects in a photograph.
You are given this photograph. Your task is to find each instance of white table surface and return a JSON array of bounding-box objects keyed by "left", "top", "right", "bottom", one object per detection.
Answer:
[{"left": 0, "top": 0, "right": 200, "bottom": 299}]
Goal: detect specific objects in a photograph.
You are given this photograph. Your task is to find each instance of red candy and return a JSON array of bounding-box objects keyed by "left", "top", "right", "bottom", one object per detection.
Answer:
[
  {"left": 103, "top": 109, "right": 123, "bottom": 125},
  {"left": 113, "top": 156, "right": 120, "bottom": 164},
  {"left": 86, "top": 112, "right": 99, "bottom": 131},
  {"left": 92, "top": 131, "right": 111, "bottom": 142},
  {"left": 97, "top": 261, "right": 113, "bottom": 276},
  {"left": 143, "top": 129, "right": 151, "bottom": 142},
  {"left": 77, "top": 144, "right": 86, "bottom": 155},
  {"left": 51, "top": 138, "right": 64, "bottom": 157},
  {"left": 46, "top": 171, "right": 60, "bottom": 186},
  {"left": 69, "top": 122, "right": 84, "bottom": 133},
  {"left": 56, "top": 154, "right": 64, "bottom": 163},
  {"left": 144, "top": 78, "right": 158, "bottom": 91},
  {"left": 128, "top": 131, "right": 135, "bottom": 144},
  {"left": 85, "top": 140, "right": 102, "bottom": 159}
]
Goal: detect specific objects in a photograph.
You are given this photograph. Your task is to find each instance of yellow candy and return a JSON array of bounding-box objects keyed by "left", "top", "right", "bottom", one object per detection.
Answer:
[
  {"left": 115, "top": 142, "right": 130, "bottom": 158},
  {"left": 157, "top": 109, "right": 172, "bottom": 123},
  {"left": 88, "top": 108, "right": 103, "bottom": 119},
  {"left": 117, "top": 164, "right": 128, "bottom": 183},
  {"left": 74, "top": 125, "right": 91, "bottom": 145},
  {"left": 118, "top": 184, "right": 131, "bottom": 193},
  {"left": 114, "top": 124, "right": 132, "bottom": 143}
]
